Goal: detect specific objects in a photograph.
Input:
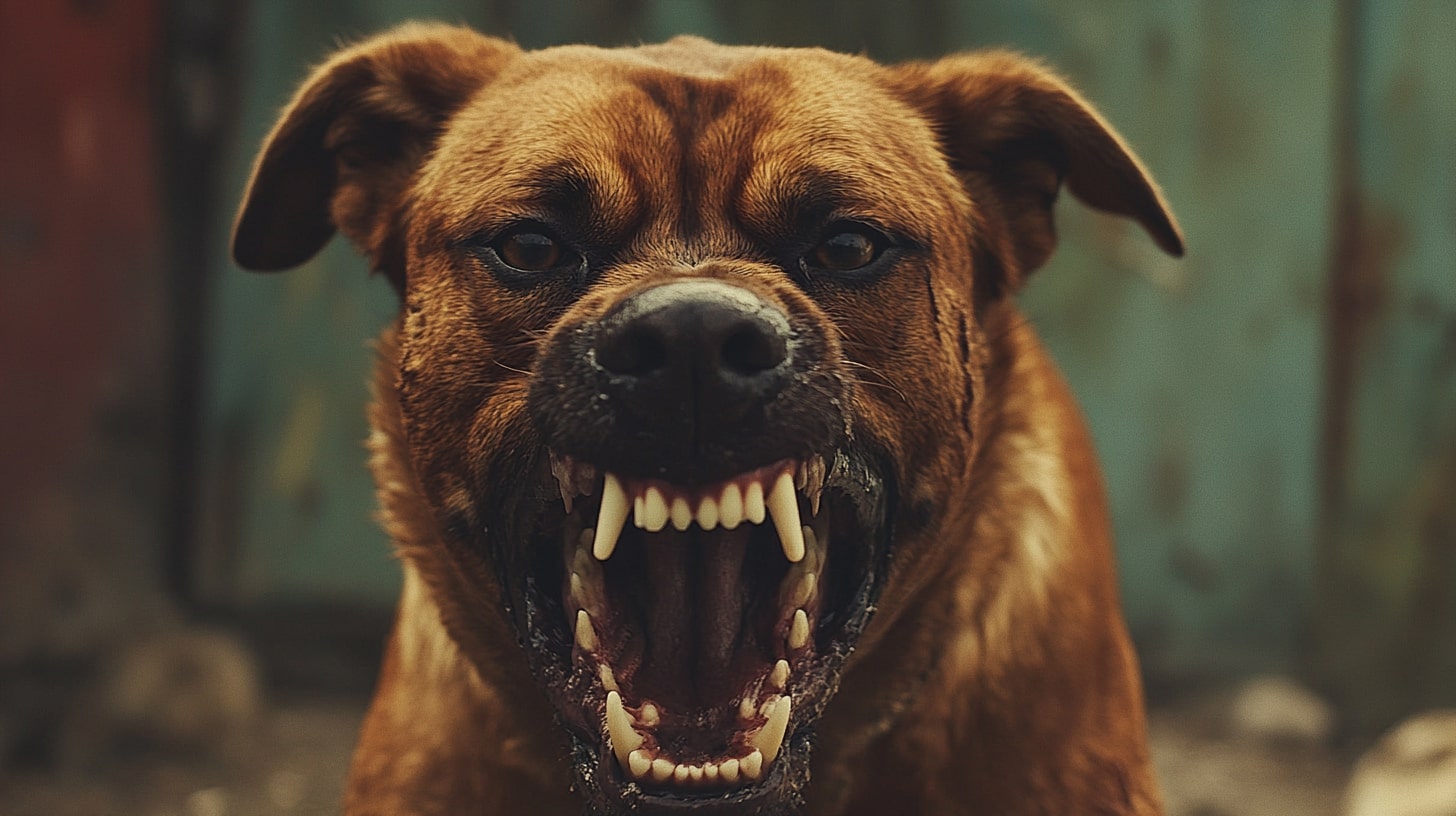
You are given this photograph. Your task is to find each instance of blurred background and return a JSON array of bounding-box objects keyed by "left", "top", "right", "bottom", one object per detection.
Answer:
[{"left": 2, "top": 0, "right": 1452, "bottom": 814}]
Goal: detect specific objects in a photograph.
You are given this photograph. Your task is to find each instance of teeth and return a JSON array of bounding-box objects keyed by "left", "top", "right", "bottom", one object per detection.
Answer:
[
  {"left": 739, "top": 695, "right": 757, "bottom": 720},
  {"left": 741, "top": 750, "right": 764, "bottom": 781},
  {"left": 639, "top": 702, "right": 660, "bottom": 727},
  {"left": 704, "top": 762, "right": 720, "bottom": 782},
  {"left": 688, "top": 765, "right": 704, "bottom": 782},
  {"left": 575, "top": 610, "right": 597, "bottom": 652},
  {"left": 674, "top": 765, "right": 691, "bottom": 783},
  {"left": 599, "top": 664, "right": 619, "bottom": 693},
  {"left": 769, "top": 659, "right": 789, "bottom": 690},
  {"left": 788, "top": 572, "right": 816, "bottom": 608},
  {"left": 696, "top": 496, "right": 719, "bottom": 530},
  {"left": 743, "top": 481, "right": 766, "bottom": 524},
  {"left": 670, "top": 497, "right": 693, "bottom": 531},
  {"left": 633, "top": 494, "right": 645, "bottom": 527},
  {"left": 719, "top": 484, "right": 744, "bottom": 529},
  {"left": 766, "top": 471, "right": 805, "bottom": 562},
  {"left": 607, "top": 691, "right": 643, "bottom": 769},
  {"left": 651, "top": 758, "right": 675, "bottom": 782},
  {"left": 720, "top": 758, "right": 740, "bottom": 783},
  {"left": 751, "top": 696, "right": 791, "bottom": 764},
  {"left": 789, "top": 609, "right": 810, "bottom": 651},
  {"left": 593, "top": 474, "right": 629, "bottom": 560},
  {"left": 641, "top": 487, "right": 669, "bottom": 532},
  {"left": 629, "top": 749, "right": 652, "bottom": 778}
]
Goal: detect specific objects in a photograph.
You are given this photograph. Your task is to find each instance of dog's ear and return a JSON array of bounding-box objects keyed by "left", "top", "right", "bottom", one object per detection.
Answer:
[
  {"left": 892, "top": 51, "right": 1183, "bottom": 295},
  {"left": 231, "top": 23, "right": 518, "bottom": 281}
]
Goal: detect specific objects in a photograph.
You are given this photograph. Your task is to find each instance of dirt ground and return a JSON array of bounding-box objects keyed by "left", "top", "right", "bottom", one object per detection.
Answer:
[{"left": 2, "top": 695, "right": 1350, "bottom": 816}]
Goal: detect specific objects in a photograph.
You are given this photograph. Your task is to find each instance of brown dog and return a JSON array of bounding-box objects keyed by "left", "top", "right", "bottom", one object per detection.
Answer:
[{"left": 232, "top": 23, "right": 1183, "bottom": 815}]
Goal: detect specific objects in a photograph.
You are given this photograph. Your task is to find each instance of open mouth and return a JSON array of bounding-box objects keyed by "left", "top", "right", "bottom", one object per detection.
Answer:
[{"left": 512, "top": 448, "right": 888, "bottom": 810}]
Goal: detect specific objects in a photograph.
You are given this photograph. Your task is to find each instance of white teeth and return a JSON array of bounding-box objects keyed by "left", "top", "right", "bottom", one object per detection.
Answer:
[
  {"left": 674, "top": 765, "right": 691, "bottom": 783},
  {"left": 789, "top": 609, "right": 810, "bottom": 650},
  {"left": 575, "top": 610, "right": 597, "bottom": 652},
  {"left": 704, "top": 762, "right": 720, "bottom": 782},
  {"left": 641, "top": 487, "right": 669, "bottom": 532},
  {"left": 720, "top": 758, "right": 741, "bottom": 783},
  {"left": 739, "top": 695, "right": 757, "bottom": 720},
  {"left": 599, "top": 664, "right": 619, "bottom": 693},
  {"left": 629, "top": 749, "right": 652, "bottom": 778},
  {"left": 651, "top": 758, "right": 675, "bottom": 782},
  {"left": 743, "top": 481, "right": 766, "bottom": 524},
  {"left": 639, "top": 703, "right": 660, "bottom": 727},
  {"left": 788, "top": 572, "right": 816, "bottom": 609},
  {"left": 741, "top": 750, "right": 764, "bottom": 781},
  {"left": 607, "top": 691, "right": 643, "bottom": 769},
  {"left": 696, "top": 496, "right": 719, "bottom": 530},
  {"left": 670, "top": 496, "right": 693, "bottom": 531},
  {"left": 769, "top": 659, "right": 789, "bottom": 690},
  {"left": 593, "top": 474, "right": 629, "bottom": 560},
  {"left": 633, "top": 494, "right": 645, "bottom": 528},
  {"left": 688, "top": 765, "right": 704, "bottom": 782},
  {"left": 752, "top": 696, "right": 791, "bottom": 763},
  {"left": 766, "top": 471, "right": 805, "bottom": 562},
  {"left": 719, "top": 484, "right": 744, "bottom": 529}
]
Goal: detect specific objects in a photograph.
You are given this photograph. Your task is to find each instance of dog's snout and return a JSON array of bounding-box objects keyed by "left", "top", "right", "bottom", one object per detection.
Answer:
[{"left": 594, "top": 280, "right": 792, "bottom": 423}]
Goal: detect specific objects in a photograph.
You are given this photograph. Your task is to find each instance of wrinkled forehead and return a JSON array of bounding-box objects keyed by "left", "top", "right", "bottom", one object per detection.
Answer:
[{"left": 418, "top": 42, "right": 959, "bottom": 247}]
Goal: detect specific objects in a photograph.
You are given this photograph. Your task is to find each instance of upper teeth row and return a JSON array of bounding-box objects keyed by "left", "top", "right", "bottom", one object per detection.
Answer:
[{"left": 590, "top": 463, "right": 821, "bottom": 563}]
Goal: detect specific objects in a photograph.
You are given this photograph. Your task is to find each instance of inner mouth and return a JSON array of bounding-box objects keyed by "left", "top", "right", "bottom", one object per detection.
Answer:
[{"left": 530, "top": 451, "right": 880, "bottom": 800}]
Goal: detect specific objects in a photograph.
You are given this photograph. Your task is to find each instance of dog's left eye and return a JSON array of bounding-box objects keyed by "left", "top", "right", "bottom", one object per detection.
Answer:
[
  {"left": 806, "top": 224, "right": 887, "bottom": 273},
  {"left": 495, "top": 230, "right": 564, "bottom": 271}
]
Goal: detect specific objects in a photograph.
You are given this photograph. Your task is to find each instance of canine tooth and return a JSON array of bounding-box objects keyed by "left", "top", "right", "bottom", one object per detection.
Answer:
[
  {"left": 607, "top": 691, "right": 643, "bottom": 769},
  {"left": 696, "top": 496, "right": 719, "bottom": 531},
  {"left": 629, "top": 749, "right": 652, "bottom": 779},
  {"left": 642, "top": 487, "right": 669, "bottom": 532},
  {"left": 593, "top": 474, "right": 629, "bottom": 560},
  {"left": 767, "top": 472, "right": 805, "bottom": 562},
  {"left": 744, "top": 481, "right": 766, "bottom": 524},
  {"left": 741, "top": 750, "right": 764, "bottom": 780},
  {"left": 752, "top": 697, "right": 791, "bottom": 764},
  {"left": 599, "top": 664, "right": 619, "bottom": 692},
  {"left": 651, "top": 758, "right": 675, "bottom": 782},
  {"left": 789, "top": 609, "right": 810, "bottom": 650},
  {"left": 802, "top": 526, "right": 821, "bottom": 570},
  {"left": 788, "top": 572, "right": 816, "bottom": 608},
  {"left": 704, "top": 762, "right": 720, "bottom": 782},
  {"left": 719, "top": 484, "right": 744, "bottom": 529},
  {"left": 770, "top": 659, "right": 789, "bottom": 690},
  {"left": 688, "top": 765, "right": 704, "bottom": 782},
  {"left": 575, "top": 610, "right": 597, "bottom": 652},
  {"left": 720, "top": 758, "right": 740, "bottom": 783},
  {"left": 639, "top": 702, "right": 660, "bottom": 727},
  {"left": 674, "top": 764, "right": 690, "bottom": 783},
  {"left": 670, "top": 497, "right": 693, "bottom": 531}
]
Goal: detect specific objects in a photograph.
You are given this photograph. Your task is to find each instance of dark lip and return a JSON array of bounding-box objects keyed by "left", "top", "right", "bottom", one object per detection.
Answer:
[{"left": 500, "top": 446, "right": 892, "bottom": 814}]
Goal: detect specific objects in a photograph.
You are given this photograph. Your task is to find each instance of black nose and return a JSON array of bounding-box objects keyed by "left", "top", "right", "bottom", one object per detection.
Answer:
[{"left": 594, "top": 280, "right": 792, "bottom": 427}]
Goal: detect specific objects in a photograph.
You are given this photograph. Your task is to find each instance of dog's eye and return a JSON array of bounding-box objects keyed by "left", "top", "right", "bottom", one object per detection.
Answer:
[
  {"left": 809, "top": 225, "right": 885, "bottom": 272},
  {"left": 495, "top": 230, "right": 563, "bottom": 271}
]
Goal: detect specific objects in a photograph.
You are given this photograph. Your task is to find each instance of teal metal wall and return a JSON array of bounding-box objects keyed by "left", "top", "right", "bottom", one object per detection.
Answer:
[{"left": 200, "top": 0, "right": 1456, "bottom": 724}]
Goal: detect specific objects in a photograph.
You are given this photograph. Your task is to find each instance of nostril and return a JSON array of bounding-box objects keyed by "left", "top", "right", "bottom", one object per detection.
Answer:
[
  {"left": 599, "top": 324, "right": 669, "bottom": 376},
  {"left": 721, "top": 322, "right": 787, "bottom": 376}
]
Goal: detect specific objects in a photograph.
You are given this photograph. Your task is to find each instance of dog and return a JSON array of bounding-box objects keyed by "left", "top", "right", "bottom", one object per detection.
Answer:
[{"left": 231, "top": 23, "right": 1183, "bottom": 815}]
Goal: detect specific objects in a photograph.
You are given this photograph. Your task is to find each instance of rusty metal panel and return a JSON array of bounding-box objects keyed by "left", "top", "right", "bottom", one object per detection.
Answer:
[{"left": 1315, "top": 0, "right": 1456, "bottom": 735}]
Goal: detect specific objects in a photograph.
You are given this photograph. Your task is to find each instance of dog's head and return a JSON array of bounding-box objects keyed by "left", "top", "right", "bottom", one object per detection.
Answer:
[{"left": 233, "top": 24, "right": 1180, "bottom": 814}]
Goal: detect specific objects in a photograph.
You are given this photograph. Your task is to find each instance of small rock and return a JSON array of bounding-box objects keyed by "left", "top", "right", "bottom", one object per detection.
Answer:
[
  {"left": 1230, "top": 675, "right": 1335, "bottom": 745},
  {"left": 1344, "top": 710, "right": 1456, "bottom": 816}
]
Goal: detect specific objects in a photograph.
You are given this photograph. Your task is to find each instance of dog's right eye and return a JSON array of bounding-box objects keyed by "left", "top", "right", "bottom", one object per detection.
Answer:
[{"left": 494, "top": 230, "right": 564, "bottom": 272}]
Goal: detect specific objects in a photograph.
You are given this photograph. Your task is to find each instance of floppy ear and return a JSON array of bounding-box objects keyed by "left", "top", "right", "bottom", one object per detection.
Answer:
[
  {"left": 231, "top": 23, "right": 519, "bottom": 285},
  {"left": 892, "top": 51, "right": 1183, "bottom": 296}
]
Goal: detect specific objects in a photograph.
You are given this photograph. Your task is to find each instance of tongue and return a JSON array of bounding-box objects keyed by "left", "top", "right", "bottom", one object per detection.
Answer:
[
  {"left": 697, "top": 526, "right": 752, "bottom": 698},
  {"left": 637, "top": 526, "right": 753, "bottom": 708}
]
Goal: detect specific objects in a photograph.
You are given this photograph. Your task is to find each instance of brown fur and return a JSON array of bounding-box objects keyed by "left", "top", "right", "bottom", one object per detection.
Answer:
[{"left": 233, "top": 23, "right": 1182, "bottom": 815}]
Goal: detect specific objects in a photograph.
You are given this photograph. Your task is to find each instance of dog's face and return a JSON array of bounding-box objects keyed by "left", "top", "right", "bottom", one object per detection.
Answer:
[{"left": 234, "top": 25, "right": 1180, "bottom": 815}]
